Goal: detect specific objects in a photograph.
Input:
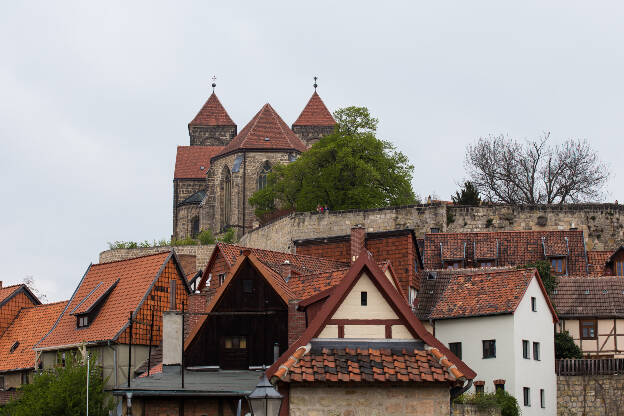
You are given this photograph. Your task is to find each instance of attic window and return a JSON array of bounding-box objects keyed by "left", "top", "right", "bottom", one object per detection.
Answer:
[
  {"left": 584, "top": 289, "right": 590, "bottom": 295},
  {"left": 77, "top": 315, "right": 89, "bottom": 328},
  {"left": 427, "top": 272, "right": 437, "bottom": 280},
  {"left": 9, "top": 341, "right": 19, "bottom": 353},
  {"left": 361, "top": 291, "right": 368, "bottom": 306},
  {"left": 200, "top": 166, "right": 205, "bottom": 170},
  {"left": 264, "top": 137, "right": 270, "bottom": 141}
]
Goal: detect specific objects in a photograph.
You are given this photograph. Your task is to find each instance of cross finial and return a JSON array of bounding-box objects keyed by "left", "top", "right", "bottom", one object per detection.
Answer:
[
  {"left": 313, "top": 76, "right": 318, "bottom": 91},
  {"left": 211, "top": 75, "right": 217, "bottom": 92}
]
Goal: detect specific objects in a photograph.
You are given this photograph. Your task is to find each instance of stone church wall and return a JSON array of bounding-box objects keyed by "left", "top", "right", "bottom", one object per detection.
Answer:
[
  {"left": 188, "top": 125, "right": 237, "bottom": 146},
  {"left": 239, "top": 203, "right": 624, "bottom": 253}
]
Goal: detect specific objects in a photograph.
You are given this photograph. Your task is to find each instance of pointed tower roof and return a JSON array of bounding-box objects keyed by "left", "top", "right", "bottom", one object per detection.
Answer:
[
  {"left": 188, "top": 92, "right": 236, "bottom": 127},
  {"left": 293, "top": 91, "right": 336, "bottom": 127},
  {"left": 214, "top": 103, "right": 307, "bottom": 158}
]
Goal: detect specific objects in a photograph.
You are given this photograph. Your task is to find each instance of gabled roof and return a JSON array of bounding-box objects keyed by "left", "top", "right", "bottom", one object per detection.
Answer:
[
  {"left": 427, "top": 268, "right": 558, "bottom": 322},
  {"left": 292, "top": 92, "right": 336, "bottom": 127},
  {"left": 185, "top": 253, "right": 294, "bottom": 349},
  {"left": 188, "top": 92, "right": 236, "bottom": 127},
  {"left": 174, "top": 146, "right": 224, "bottom": 179},
  {"left": 607, "top": 246, "right": 624, "bottom": 264},
  {"left": 0, "top": 301, "right": 67, "bottom": 373},
  {"left": 267, "top": 252, "right": 476, "bottom": 382},
  {"left": 287, "top": 268, "right": 349, "bottom": 300},
  {"left": 198, "top": 243, "right": 349, "bottom": 291},
  {"left": 587, "top": 250, "right": 613, "bottom": 276},
  {"left": 551, "top": 276, "right": 624, "bottom": 318},
  {"left": 36, "top": 252, "right": 189, "bottom": 349},
  {"left": 424, "top": 230, "right": 588, "bottom": 275},
  {"left": 213, "top": 104, "right": 307, "bottom": 159},
  {"left": 0, "top": 284, "right": 41, "bottom": 308},
  {"left": 70, "top": 279, "right": 119, "bottom": 316}
]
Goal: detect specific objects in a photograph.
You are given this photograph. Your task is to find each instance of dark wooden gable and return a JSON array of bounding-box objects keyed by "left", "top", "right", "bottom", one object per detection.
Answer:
[{"left": 185, "top": 258, "right": 288, "bottom": 369}]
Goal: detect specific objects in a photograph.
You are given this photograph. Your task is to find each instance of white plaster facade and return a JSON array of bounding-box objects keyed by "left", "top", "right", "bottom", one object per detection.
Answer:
[{"left": 433, "top": 277, "right": 556, "bottom": 415}]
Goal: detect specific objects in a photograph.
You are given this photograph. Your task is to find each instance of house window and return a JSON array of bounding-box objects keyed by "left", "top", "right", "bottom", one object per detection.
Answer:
[
  {"left": 617, "top": 261, "right": 624, "bottom": 276},
  {"left": 449, "top": 342, "right": 462, "bottom": 360},
  {"left": 21, "top": 372, "right": 29, "bottom": 385},
  {"left": 219, "top": 273, "right": 226, "bottom": 286},
  {"left": 581, "top": 320, "right": 597, "bottom": 340},
  {"left": 482, "top": 340, "right": 496, "bottom": 358},
  {"left": 550, "top": 257, "right": 566, "bottom": 275},
  {"left": 531, "top": 297, "right": 537, "bottom": 312},
  {"left": 475, "top": 384, "right": 484, "bottom": 394},
  {"left": 257, "top": 161, "right": 271, "bottom": 191},
  {"left": 242, "top": 279, "right": 253, "bottom": 294},
  {"left": 224, "top": 336, "right": 247, "bottom": 349},
  {"left": 533, "top": 342, "right": 540, "bottom": 361},
  {"left": 540, "top": 389, "right": 545, "bottom": 408},
  {"left": 478, "top": 260, "right": 494, "bottom": 268},
  {"left": 408, "top": 286, "right": 418, "bottom": 306},
  {"left": 361, "top": 291, "right": 368, "bottom": 306},
  {"left": 523, "top": 387, "right": 531, "bottom": 407},
  {"left": 522, "top": 340, "right": 530, "bottom": 359},
  {"left": 445, "top": 261, "right": 462, "bottom": 270},
  {"left": 190, "top": 216, "right": 200, "bottom": 238},
  {"left": 0, "top": 376, "right": 4, "bottom": 390},
  {"left": 77, "top": 315, "right": 89, "bottom": 328}
]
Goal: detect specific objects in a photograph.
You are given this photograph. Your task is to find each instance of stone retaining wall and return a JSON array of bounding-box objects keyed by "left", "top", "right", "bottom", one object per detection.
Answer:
[
  {"left": 99, "top": 245, "right": 215, "bottom": 272},
  {"left": 239, "top": 204, "right": 624, "bottom": 253},
  {"left": 558, "top": 374, "right": 624, "bottom": 415},
  {"left": 451, "top": 403, "right": 501, "bottom": 416}
]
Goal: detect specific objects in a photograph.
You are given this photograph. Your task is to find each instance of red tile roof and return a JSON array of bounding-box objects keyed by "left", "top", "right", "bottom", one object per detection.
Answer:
[
  {"left": 292, "top": 92, "right": 336, "bottom": 127},
  {"left": 428, "top": 268, "right": 557, "bottom": 321},
  {"left": 214, "top": 104, "right": 307, "bottom": 157},
  {"left": 0, "top": 285, "right": 25, "bottom": 305},
  {"left": 267, "top": 253, "right": 476, "bottom": 382},
  {"left": 37, "top": 252, "right": 177, "bottom": 349},
  {"left": 0, "top": 301, "right": 67, "bottom": 372},
  {"left": 70, "top": 280, "right": 118, "bottom": 316},
  {"left": 277, "top": 344, "right": 460, "bottom": 384},
  {"left": 287, "top": 268, "right": 349, "bottom": 300},
  {"left": 174, "top": 146, "right": 224, "bottom": 179},
  {"left": 424, "top": 230, "right": 588, "bottom": 275},
  {"left": 551, "top": 277, "right": 624, "bottom": 318},
  {"left": 188, "top": 92, "right": 236, "bottom": 127},
  {"left": 587, "top": 251, "right": 613, "bottom": 276}
]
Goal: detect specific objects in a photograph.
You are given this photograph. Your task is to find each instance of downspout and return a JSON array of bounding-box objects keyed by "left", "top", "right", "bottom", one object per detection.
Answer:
[{"left": 242, "top": 151, "right": 246, "bottom": 235}]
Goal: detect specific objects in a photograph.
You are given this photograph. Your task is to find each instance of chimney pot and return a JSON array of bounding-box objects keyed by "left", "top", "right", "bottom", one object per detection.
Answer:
[
  {"left": 280, "top": 260, "right": 292, "bottom": 282},
  {"left": 350, "top": 225, "right": 366, "bottom": 264}
]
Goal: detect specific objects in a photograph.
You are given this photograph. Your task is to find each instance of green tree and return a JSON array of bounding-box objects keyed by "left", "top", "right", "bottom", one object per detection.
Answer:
[
  {"left": 1, "top": 353, "right": 112, "bottom": 416},
  {"left": 555, "top": 331, "right": 583, "bottom": 359},
  {"left": 519, "top": 261, "right": 557, "bottom": 296},
  {"left": 249, "top": 106, "right": 417, "bottom": 216},
  {"left": 452, "top": 181, "right": 481, "bottom": 205},
  {"left": 198, "top": 229, "right": 216, "bottom": 245}
]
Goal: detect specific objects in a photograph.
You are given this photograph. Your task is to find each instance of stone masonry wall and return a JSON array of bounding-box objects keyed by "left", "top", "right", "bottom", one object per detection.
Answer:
[
  {"left": 99, "top": 245, "right": 215, "bottom": 273},
  {"left": 451, "top": 404, "right": 501, "bottom": 416},
  {"left": 558, "top": 374, "right": 624, "bottom": 415},
  {"left": 288, "top": 384, "right": 450, "bottom": 416},
  {"left": 239, "top": 204, "right": 624, "bottom": 253},
  {"left": 188, "top": 125, "right": 237, "bottom": 146}
]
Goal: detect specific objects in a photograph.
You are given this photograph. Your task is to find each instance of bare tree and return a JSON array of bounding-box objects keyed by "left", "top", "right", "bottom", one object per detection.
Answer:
[
  {"left": 465, "top": 133, "right": 609, "bottom": 204},
  {"left": 23, "top": 275, "right": 48, "bottom": 302}
]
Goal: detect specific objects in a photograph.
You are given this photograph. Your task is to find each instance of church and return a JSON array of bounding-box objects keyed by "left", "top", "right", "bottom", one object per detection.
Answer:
[{"left": 173, "top": 83, "right": 336, "bottom": 240}]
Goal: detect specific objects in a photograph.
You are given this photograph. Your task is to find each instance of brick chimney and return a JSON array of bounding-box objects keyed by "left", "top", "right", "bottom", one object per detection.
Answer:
[
  {"left": 350, "top": 225, "right": 366, "bottom": 263},
  {"left": 187, "top": 292, "right": 208, "bottom": 338},
  {"left": 280, "top": 260, "right": 292, "bottom": 282}
]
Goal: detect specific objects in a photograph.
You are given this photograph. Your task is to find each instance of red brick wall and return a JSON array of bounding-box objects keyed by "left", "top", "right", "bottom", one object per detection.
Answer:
[
  {"left": 0, "top": 290, "right": 37, "bottom": 337},
  {"left": 288, "top": 301, "right": 306, "bottom": 346},
  {"left": 187, "top": 292, "right": 207, "bottom": 338},
  {"left": 366, "top": 235, "right": 415, "bottom": 298},
  {"left": 296, "top": 241, "right": 350, "bottom": 263}
]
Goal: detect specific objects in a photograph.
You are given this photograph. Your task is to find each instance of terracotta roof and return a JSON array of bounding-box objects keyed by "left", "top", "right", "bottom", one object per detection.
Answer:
[
  {"left": 428, "top": 268, "right": 557, "bottom": 321},
  {"left": 423, "top": 230, "right": 588, "bottom": 275},
  {"left": 0, "top": 285, "right": 41, "bottom": 308},
  {"left": 587, "top": 251, "right": 613, "bottom": 276},
  {"left": 0, "top": 301, "right": 67, "bottom": 372},
  {"left": 174, "top": 146, "right": 224, "bottom": 179},
  {"left": 267, "top": 252, "right": 476, "bottom": 381},
  {"left": 441, "top": 241, "right": 466, "bottom": 261},
  {"left": 188, "top": 92, "right": 236, "bottom": 127},
  {"left": 198, "top": 243, "right": 348, "bottom": 290},
  {"left": 292, "top": 92, "right": 336, "bottom": 127},
  {"left": 71, "top": 280, "right": 118, "bottom": 315},
  {"left": 474, "top": 241, "right": 498, "bottom": 260},
  {"left": 287, "top": 268, "right": 349, "bottom": 300},
  {"left": 214, "top": 104, "right": 307, "bottom": 158},
  {"left": 551, "top": 277, "right": 624, "bottom": 318},
  {"left": 37, "top": 252, "right": 181, "bottom": 349},
  {"left": 275, "top": 342, "right": 460, "bottom": 384}
]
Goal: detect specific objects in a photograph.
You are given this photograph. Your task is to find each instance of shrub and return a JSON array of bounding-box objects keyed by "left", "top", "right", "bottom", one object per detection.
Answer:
[
  {"left": 171, "top": 237, "right": 198, "bottom": 246},
  {"left": 454, "top": 390, "right": 520, "bottom": 416},
  {"left": 555, "top": 330, "right": 583, "bottom": 359},
  {"left": 218, "top": 228, "right": 236, "bottom": 243},
  {"left": 198, "top": 229, "right": 216, "bottom": 245}
]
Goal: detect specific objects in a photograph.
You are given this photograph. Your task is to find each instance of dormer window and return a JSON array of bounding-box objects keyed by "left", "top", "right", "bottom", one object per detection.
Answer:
[
  {"left": 77, "top": 315, "right": 89, "bottom": 328},
  {"left": 550, "top": 257, "right": 567, "bottom": 275},
  {"left": 478, "top": 260, "right": 494, "bottom": 268},
  {"left": 71, "top": 279, "right": 118, "bottom": 329},
  {"left": 444, "top": 261, "right": 461, "bottom": 270},
  {"left": 617, "top": 261, "right": 624, "bottom": 276}
]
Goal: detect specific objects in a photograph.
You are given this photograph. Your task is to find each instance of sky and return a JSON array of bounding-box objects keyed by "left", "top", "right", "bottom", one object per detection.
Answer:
[{"left": 1, "top": 1, "right": 623, "bottom": 301}]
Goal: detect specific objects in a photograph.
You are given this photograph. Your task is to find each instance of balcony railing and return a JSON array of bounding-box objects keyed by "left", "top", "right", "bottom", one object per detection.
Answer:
[{"left": 556, "top": 358, "right": 624, "bottom": 376}]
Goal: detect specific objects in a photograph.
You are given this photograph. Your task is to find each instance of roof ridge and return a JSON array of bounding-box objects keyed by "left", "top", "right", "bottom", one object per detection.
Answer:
[
  {"left": 427, "top": 229, "right": 583, "bottom": 236},
  {"left": 219, "top": 243, "right": 348, "bottom": 264},
  {"left": 21, "top": 300, "right": 68, "bottom": 310},
  {"left": 269, "top": 103, "right": 298, "bottom": 146},
  {"left": 188, "top": 92, "right": 235, "bottom": 126}
]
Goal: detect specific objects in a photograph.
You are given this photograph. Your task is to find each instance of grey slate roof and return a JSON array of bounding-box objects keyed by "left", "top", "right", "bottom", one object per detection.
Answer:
[
  {"left": 551, "top": 277, "right": 624, "bottom": 318},
  {"left": 178, "top": 190, "right": 206, "bottom": 207}
]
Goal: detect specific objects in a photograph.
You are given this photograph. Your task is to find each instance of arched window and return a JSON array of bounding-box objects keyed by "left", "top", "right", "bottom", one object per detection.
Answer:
[
  {"left": 222, "top": 167, "right": 232, "bottom": 226},
  {"left": 190, "top": 216, "right": 200, "bottom": 238},
  {"left": 257, "top": 161, "right": 271, "bottom": 191}
]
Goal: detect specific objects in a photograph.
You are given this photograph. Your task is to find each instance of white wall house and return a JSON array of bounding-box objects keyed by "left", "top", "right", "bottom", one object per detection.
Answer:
[{"left": 416, "top": 268, "right": 558, "bottom": 415}]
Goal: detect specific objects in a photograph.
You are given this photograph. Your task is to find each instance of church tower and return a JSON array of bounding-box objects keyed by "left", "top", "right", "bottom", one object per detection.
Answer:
[
  {"left": 188, "top": 92, "right": 237, "bottom": 146},
  {"left": 292, "top": 81, "right": 336, "bottom": 147}
]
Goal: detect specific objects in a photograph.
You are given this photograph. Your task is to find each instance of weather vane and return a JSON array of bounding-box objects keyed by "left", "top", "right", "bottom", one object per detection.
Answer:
[
  {"left": 212, "top": 75, "right": 217, "bottom": 92},
  {"left": 313, "top": 76, "right": 318, "bottom": 91}
]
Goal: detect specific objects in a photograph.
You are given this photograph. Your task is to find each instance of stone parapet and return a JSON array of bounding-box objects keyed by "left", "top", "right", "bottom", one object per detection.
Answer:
[
  {"left": 99, "top": 245, "right": 215, "bottom": 273},
  {"left": 558, "top": 374, "right": 624, "bottom": 415}
]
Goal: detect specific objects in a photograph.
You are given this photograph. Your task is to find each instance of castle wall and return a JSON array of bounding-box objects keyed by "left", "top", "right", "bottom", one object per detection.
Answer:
[
  {"left": 239, "top": 204, "right": 624, "bottom": 253},
  {"left": 173, "top": 179, "right": 205, "bottom": 239}
]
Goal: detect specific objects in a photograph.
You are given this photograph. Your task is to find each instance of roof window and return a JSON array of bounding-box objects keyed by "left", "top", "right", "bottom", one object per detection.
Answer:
[
  {"left": 264, "top": 137, "right": 270, "bottom": 141},
  {"left": 9, "top": 341, "right": 19, "bottom": 353},
  {"left": 427, "top": 272, "right": 437, "bottom": 280}
]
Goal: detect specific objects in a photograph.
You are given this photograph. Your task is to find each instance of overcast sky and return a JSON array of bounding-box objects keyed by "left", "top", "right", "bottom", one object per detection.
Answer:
[{"left": 1, "top": 1, "right": 622, "bottom": 301}]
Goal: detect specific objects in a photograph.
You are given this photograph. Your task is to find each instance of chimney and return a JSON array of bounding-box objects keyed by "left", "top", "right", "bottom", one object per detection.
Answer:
[
  {"left": 169, "top": 280, "right": 177, "bottom": 310},
  {"left": 0, "top": 281, "right": 2, "bottom": 289},
  {"left": 162, "top": 311, "right": 183, "bottom": 366},
  {"left": 280, "top": 260, "right": 292, "bottom": 282},
  {"left": 350, "top": 225, "right": 366, "bottom": 263}
]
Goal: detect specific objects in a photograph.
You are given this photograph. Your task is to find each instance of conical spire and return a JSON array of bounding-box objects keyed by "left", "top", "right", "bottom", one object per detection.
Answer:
[
  {"left": 189, "top": 92, "right": 236, "bottom": 127},
  {"left": 215, "top": 103, "right": 307, "bottom": 157},
  {"left": 292, "top": 91, "right": 336, "bottom": 127}
]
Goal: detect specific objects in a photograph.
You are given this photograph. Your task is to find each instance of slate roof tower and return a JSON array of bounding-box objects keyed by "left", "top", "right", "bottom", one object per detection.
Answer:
[
  {"left": 292, "top": 88, "right": 336, "bottom": 147},
  {"left": 188, "top": 92, "right": 237, "bottom": 146}
]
